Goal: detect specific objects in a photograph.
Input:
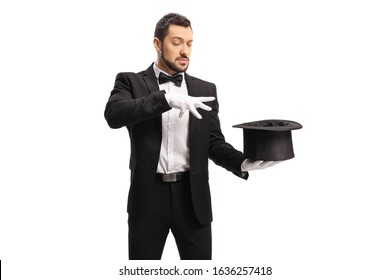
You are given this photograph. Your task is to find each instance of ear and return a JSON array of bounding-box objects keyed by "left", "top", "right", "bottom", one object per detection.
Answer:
[{"left": 153, "top": 37, "right": 162, "bottom": 53}]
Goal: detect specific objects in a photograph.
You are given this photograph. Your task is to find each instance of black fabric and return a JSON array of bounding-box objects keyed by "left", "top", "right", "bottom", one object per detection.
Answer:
[
  {"left": 158, "top": 72, "right": 183, "bottom": 87},
  {"left": 128, "top": 178, "right": 212, "bottom": 260}
]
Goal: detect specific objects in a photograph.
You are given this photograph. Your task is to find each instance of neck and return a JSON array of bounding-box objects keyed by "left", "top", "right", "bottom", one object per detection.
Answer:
[{"left": 155, "top": 60, "right": 178, "bottom": 76}]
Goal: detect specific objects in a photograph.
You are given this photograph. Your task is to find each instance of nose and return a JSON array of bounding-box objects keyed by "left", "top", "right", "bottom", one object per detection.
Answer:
[{"left": 180, "top": 44, "right": 190, "bottom": 57}]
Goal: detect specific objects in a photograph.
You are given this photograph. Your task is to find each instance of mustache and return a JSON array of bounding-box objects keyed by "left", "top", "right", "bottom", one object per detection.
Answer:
[{"left": 177, "top": 54, "right": 189, "bottom": 59}]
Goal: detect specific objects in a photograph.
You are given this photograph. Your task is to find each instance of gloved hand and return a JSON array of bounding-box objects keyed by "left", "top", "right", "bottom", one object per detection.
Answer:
[
  {"left": 241, "top": 159, "right": 281, "bottom": 172},
  {"left": 165, "top": 94, "right": 215, "bottom": 119}
]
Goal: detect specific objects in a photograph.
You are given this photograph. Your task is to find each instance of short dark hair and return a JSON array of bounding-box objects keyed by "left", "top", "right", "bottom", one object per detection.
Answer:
[{"left": 154, "top": 13, "right": 192, "bottom": 42}]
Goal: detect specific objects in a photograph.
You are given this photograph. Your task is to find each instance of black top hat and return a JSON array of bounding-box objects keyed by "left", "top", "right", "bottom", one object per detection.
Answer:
[{"left": 233, "top": 119, "right": 302, "bottom": 161}]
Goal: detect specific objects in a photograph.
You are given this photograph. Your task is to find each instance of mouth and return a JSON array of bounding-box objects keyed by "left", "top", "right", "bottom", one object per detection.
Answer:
[{"left": 177, "top": 57, "right": 189, "bottom": 64}]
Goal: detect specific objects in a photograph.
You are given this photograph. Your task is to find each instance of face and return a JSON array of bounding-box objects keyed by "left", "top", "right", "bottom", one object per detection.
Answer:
[{"left": 154, "top": 24, "right": 193, "bottom": 75}]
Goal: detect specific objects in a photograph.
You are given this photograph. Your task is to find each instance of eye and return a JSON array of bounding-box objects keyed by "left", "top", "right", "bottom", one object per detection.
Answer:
[{"left": 172, "top": 39, "right": 181, "bottom": 46}]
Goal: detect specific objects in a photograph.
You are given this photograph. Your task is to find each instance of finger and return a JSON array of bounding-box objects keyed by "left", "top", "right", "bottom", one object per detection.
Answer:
[
  {"left": 188, "top": 105, "right": 202, "bottom": 119},
  {"left": 178, "top": 103, "right": 186, "bottom": 118},
  {"left": 195, "top": 102, "right": 213, "bottom": 111},
  {"left": 259, "top": 161, "right": 274, "bottom": 168},
  {"left": 267, "top": 161, "right": 282, "bottom": 168},
  {"left": 197, "top": 96, "right": 215, "bottom": 103}
]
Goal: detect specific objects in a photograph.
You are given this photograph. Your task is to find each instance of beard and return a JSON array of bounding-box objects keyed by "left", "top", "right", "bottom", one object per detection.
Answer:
[{"left": 161, "top": 46, "right": 189, "bottom": 74}]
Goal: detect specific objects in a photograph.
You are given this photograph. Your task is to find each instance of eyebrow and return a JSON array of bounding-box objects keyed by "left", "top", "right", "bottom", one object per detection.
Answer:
[{"left": 171, "top": 36, "right": 193, "bottom": 43}]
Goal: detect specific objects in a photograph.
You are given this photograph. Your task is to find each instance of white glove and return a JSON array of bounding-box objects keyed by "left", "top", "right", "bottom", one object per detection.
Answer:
[
  {"left": 241, "top": 159, "right": 281, "bottom": 172},
  {"left": 165, "top": 94, "right": 215, "bottom": 119}
]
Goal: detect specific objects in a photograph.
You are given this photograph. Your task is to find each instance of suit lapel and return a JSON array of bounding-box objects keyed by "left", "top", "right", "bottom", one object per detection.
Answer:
[
  {"left": 142, "top": 64, "right": 160, "bottom": 93},
  {"left": 185, "top": 73, "right": 199, "bottom": 97},
  {"left": 186, "top": 73, "right": 200, "bottom": 154}
]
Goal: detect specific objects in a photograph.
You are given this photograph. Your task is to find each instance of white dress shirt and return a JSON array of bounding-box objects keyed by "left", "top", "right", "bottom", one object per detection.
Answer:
[{"left": 153, "top": 64, "right": 190, "bottom": 174}]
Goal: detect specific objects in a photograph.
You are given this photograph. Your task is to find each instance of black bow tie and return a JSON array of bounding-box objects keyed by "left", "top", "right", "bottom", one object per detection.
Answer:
[{"left": 158, "top": 72, "right": 183, "bottom": 87}]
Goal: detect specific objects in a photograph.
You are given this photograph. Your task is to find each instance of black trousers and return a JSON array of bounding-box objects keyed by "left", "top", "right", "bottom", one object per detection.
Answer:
[{"left": 128, "top": 177, "right": 212, "bottom": 260}]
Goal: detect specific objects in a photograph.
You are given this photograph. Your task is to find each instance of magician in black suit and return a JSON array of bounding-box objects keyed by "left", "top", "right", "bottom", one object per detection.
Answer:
[{"left": 104, "top": 13, "right": 278, "bottom": 260}]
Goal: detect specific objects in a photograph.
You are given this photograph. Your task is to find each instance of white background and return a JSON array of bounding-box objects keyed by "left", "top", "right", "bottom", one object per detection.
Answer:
[{"left": 1, "top": 0, "right": 389, "bottom": 279}]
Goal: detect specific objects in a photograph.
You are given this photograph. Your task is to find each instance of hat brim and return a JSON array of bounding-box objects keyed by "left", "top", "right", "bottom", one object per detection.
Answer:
[{"left": 233, "top": 119, "right": 302, "bottom": 132}]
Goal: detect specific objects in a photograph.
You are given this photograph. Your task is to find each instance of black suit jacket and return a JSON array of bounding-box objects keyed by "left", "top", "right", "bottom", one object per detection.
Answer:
[{"left": 104, "top": 64, "right": 247, "bottom": 225}]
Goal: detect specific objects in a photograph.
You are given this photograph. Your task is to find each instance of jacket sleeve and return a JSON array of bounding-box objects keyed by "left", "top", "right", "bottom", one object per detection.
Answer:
[
  {"left": 207, "top": 84, "right": 248, "bottom": 179},
  {"left": 104, "top": 72, "right": 171, "bottom": 128}
]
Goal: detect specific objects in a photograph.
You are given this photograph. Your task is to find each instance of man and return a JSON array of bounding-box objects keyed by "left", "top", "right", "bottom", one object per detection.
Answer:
[{"left": 104, "top": 13, "right": 277, "bottom": 260}]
